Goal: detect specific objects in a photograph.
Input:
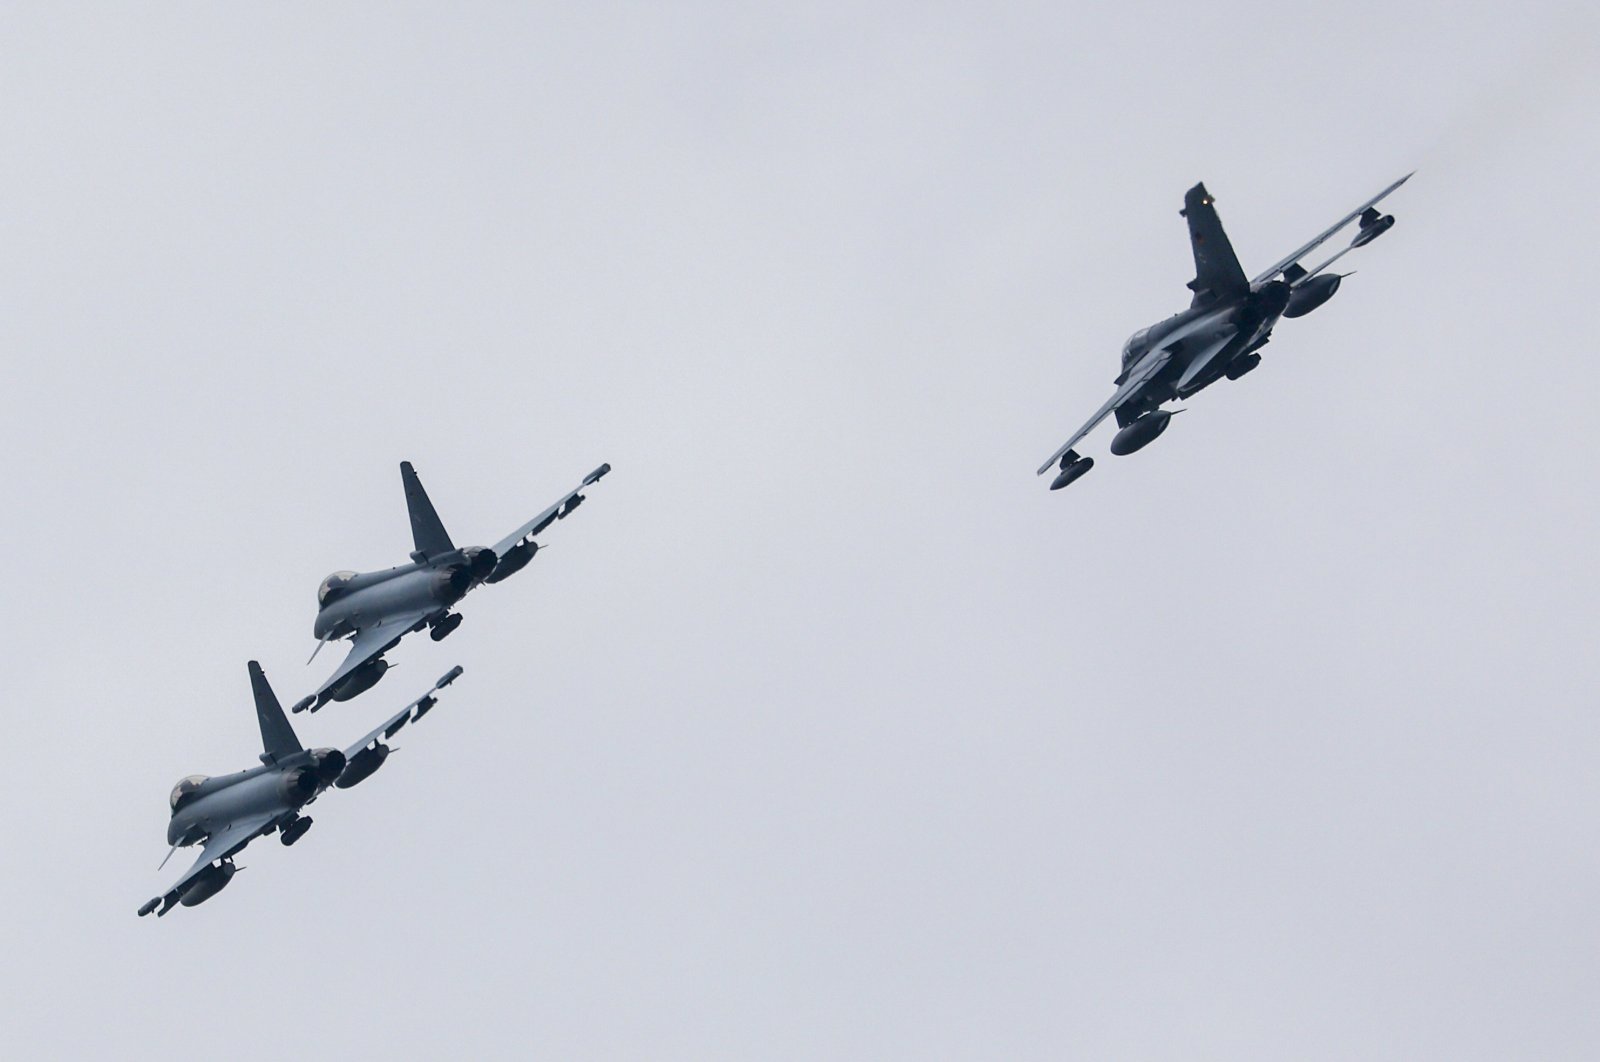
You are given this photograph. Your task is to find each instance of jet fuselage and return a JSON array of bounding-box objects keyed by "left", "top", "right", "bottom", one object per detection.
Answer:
[
  {"left": 314, "top": 564, "right": 456, "bottom": 641},
  {"left": 1119, "top": 280, "right": 1291, "bottom": 408},
  {"left": 312, "top": 546, "right": 495, "bottom": 641},
  {"left": 165, "top": 748, "right": 343, "bottom": 847},
  {"left": 1038, "top": 174, "right": 1410, "bottom": 488}
]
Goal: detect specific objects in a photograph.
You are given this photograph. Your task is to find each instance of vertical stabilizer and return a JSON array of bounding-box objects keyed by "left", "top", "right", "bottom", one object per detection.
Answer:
[
  {"left": 249, "top": 661, "right": 304, "bottom": 763},
  {"left": 1182, "top": 182, "right": 1249, "bottom": 306},
  {"left": 400, "top": 461, "right": 455, "bottom": 559}
]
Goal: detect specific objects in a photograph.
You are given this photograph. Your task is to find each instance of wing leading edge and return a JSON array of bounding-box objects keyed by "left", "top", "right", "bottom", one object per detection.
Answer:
[
  {"left": 489, "top": 463, "right": 611, "bottom": 560},
  {"left": 308, "top": 608, "right": 437, "bottom": 711},
  {"left": 142, "top": 811, "right": 280, "bottom": 917},
  {"left": 1036, "top": 349, "right": 1173, "bottom": 475},
  {"left": 342, "top": 666, "right": 465, "bottom": 761},
  {"left": 1250, "top": 172, "right": 1413, "bottom": 286}
]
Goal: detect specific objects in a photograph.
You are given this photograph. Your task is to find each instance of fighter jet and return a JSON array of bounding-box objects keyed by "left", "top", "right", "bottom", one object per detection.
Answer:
[
  {"left": 1038, "top": 174, "right": 1411, "bottom": 489},
  {"left": 138, "top": 662, "right": 463, "bottom": 917},
  {"left": 302, "top": 460, "right": 610, "bottom": 712}
]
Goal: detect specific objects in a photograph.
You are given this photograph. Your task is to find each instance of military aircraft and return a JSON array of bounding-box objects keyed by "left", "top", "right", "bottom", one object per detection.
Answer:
[
  {"left": 1038, "top": 174, "right": 1412, "bottom": 489},
  {"left": 138, "top": 662, "right": 463, "bottom": 917},
  {"left": 301, "top": 460, "right": 610, "bottom": 711}
]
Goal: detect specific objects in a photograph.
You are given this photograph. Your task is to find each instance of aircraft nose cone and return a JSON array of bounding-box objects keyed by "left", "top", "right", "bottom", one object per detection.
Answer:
[{"left": 1256, "top": 279, "right": 1291, "bottom": 315}]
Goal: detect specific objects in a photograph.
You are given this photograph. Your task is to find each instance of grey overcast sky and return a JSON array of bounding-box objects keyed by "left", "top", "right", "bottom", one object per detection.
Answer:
[{"left": 3, "top": 2, "right": 1597, "bottom": 1058}]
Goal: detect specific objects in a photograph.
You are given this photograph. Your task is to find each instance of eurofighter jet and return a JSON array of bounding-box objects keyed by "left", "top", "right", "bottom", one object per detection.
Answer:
[
  {"left": 1038, "top": 174, "right": 1411, "bottom": 489},
  {"left": 302, "top": 460, "right": 610, "bottom": 711},
  {"left": 138, "top": 662, "right": 463, "bottom": 917}
]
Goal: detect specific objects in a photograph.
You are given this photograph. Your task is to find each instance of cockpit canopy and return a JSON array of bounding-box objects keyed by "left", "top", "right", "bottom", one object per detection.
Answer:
[
  {"left": 318, "top": 571, "right": 358, "bottom": 606},
  {"left": 1121, "top": 326, "right": 1154, "bottom": 365},
  {"left": 169, "top": 775, "right": 209, "bottom": 813}
]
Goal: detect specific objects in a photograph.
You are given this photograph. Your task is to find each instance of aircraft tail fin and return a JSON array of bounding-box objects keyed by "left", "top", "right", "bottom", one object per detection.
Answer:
[
  {"left": 401, "top": 461, "right": 455, "bottom": 559},
  {"left": 1181, "top": 183, "right": 1249, "bottom": 306},
  {"left": 249, "top": 661, "right": 304, "bottom": 763}
]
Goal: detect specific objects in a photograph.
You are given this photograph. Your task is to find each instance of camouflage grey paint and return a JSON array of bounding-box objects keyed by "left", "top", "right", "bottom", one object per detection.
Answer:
[
  {"left": 139, "top": 662, "right": 463, "bottom": 918},
  {"left": 304, "top": 461, "right": 610, "bottom": 711},
  {"left": 1038, "top": 175, "right": 1412, "bottom": 489}
]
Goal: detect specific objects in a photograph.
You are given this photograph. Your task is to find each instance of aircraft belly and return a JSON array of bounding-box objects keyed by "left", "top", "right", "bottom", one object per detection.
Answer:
[{"left": 1175, "top": 329, "right": 1245, "bottom": 394}]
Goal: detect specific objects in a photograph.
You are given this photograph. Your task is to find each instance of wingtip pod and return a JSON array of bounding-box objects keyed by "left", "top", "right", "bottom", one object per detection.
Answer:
[
  {"left": 137, "top": 897, "right": 160, "bottom": 918},
  {"left": 412, "top": 666, "right": 462, "bottom": 722},
  {"left": 583, "top": 462, "right": 611, "bottom": 486}
]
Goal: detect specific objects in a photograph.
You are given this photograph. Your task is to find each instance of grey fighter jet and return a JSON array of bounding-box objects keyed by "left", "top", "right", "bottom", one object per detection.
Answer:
[
  {"left": 1038, "top": 174, "right": 1411, "bottom": 489},
  {"left": 303, "top": 460, "right": 610, "bottom": 711},
  {"left": 138, "top": 662, "right": 463, "bottom": 917}
]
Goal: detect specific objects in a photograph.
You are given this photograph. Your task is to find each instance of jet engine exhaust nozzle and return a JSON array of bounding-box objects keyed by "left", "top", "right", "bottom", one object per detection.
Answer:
[
  {"left": 464, "top": 547, "right": 498, "bottom": 581},
  {"left": 1252, "top": 279, "right": 1291, "bottom": 318},
  {"left": 279, "top": 767, "right": 321, "bottom": 805},
  {"left": 310, "top": 748, "right": 347, "bottom": 784}
]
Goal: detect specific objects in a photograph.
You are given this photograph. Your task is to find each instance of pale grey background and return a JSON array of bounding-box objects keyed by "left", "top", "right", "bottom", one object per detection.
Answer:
[{"left": 2, "top": 2, "right": 1597, "bottom": 1058}]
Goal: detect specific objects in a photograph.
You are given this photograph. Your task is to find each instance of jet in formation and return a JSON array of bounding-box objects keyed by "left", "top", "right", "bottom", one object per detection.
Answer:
[
  {"left": 302, "top": 460, "right": 610, "bottom": 711},
  {"left": 139, "top": 662, "right": 463, "bottom": 917},
  {"left": 1038, "top": 174, "right": 1412, "bottom": 489}
]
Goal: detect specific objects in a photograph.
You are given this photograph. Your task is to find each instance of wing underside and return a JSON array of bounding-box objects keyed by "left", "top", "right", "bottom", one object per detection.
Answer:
[
  {"left": 145, "top": 811, "right": 280, "bottom": 916},
  {"left": 1037, "top": 350, "right": 1173, "bottom": 474},
  {"left": 311, "top": 608, "right": 436, "bottom": 709}
]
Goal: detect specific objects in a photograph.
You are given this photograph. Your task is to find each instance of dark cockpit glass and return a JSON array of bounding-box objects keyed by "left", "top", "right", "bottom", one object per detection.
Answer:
[
  {"left": 169, "top": 775, "right": 208, "bottom": 813},
  {"left": 1121, "top": 327, "right": 1152, "bottom": 364},
  {"left": 317, "top": 571, "right": 357, "bottom": 606}
]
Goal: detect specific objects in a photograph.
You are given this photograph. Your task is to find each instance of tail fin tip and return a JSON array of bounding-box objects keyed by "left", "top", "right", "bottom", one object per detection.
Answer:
[
  {"left": 249, "top": 660, "right": 304, "bottom": 762},
  {"left": 400, "top": 461, "right": 455, "bottom": 558}
]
